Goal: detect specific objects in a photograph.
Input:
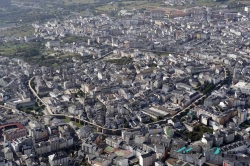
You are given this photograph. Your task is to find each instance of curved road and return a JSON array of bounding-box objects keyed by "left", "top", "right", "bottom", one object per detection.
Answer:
[
  {"left": 27, "top": 66, "right": 229, "bottom": 132},
  {"left": 28, "top": 76, "right": 53, "bottom": 115}
]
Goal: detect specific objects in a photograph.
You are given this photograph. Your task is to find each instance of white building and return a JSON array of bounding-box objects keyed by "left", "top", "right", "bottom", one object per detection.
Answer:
[
  {"left": 238, "top": 109, "right": 248, "bottom": 124},
  {"left": 245, "top": 6, "right": 250, "bottom": 13},
  {"left": 4, "top": 147, "right": 13, "bottom": 160},
  {"left": 76, "top": 126, "right": 93, "bottom": 138},
  {"left": 48, "top": 151, "right": 69, "bottom": 166},
  {"left": 45, "top": 41, "right": 60, "bottom": 49},
  {"left": 234, "top": 81, "right": 250, "bottom": 95},
  {"left": 106, "top": 137, "right": 123, "bottom": 148},
  {"left": 139, "top": 152, "right": 156, "bottom": 166},
  {"left": 29, "top": 128, "right": 48, "bottom": 141}
]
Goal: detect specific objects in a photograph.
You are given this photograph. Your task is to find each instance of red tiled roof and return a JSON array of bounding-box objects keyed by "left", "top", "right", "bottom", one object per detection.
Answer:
[{"left": 0, "top": 123, "right": 24, "bottom": 130}]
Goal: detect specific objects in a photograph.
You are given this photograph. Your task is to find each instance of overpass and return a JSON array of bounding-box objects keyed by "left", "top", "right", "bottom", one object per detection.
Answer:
[{"left": 28, "top": 77, "right": 53, "bottom": 115}]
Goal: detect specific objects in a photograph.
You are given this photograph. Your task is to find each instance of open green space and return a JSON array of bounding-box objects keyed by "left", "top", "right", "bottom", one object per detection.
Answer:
[
  {"left": 106, "top": 57, "right": 133, "bottom": 65},
  {"left": 64, "top": 117, "right": 84, "bottom": 127},
  {"left": 180, "top": 125, "right": 213, "bottom": 142},
  {"left": 240, "top": 120, "right": 250, "bottom": 128},
  {"left": 156, "top": 52, "right": 169, "bottom": 56},
  {"left": 96, "top": 0, "right": 165, "bottom": 12},
  {"left": 0, "top": 42, "right": 41, "bottom": 57},
  {"left": 63, "top": 0, "right": 95, "bottom": 5},
  {"left": 61, "top": 35, "right": 89, "bottom": 44},
  {"left": 196, "top": 0, "right": 248, "bottom": 7},
  {"left": 19, "top": 104, "right": 45, "bottom": 116},
  {"left": 0, "top": 40, "right": 85, "bottom": 67},
  {"left": 104, "top": 146, "right": 115, "bottom": 153},
  {"left": 0, "top": 25, "right": 34, "bottom": 37}
]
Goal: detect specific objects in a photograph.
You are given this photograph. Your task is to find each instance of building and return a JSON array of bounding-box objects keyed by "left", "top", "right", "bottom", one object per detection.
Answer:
[
  {"left": 10, "top": 136, "right": 33, "bottom": 152},
  {"left": 35, "top": 141, "right": 51, "bottom": 155},
  {"left": 113, "top": 157, "right": 128, "bottom": 166},
  {"left": 245, "top": 6, "right": 250, "bottom": 13},
  {"left": 4, "top": 147, "right": 13, "bottom": 160},
  {"left": 139, "top": 152, "right": 156, "bottom": 166},
  {"left": 3, "top": 128, "right": 27, "bottom": 142},
  {"left": 0, "top": 157, "right": 13, "bottom": 166},
  {"left": 29, "top": 128, "right": 48, "bottom": 142},
  {"left": 90, "top": 157, "right": 112, "bottom": 166},
  {"left": 106, "top": 137, "right": 123, "bottom": 148},
  {"left": 168, "top": 118, "right": 181, "bottom": 128},
  {"left": 234, "top": 81, "right": 250, "bottom": 95},
  {"left": 238, "top": 108, "right": 248, "bottom": 124},
  {"left": 164, "top": 125, "right": 175, "bottom": 138},
  {"left": 48, "top": 151, "right": 69, "bottom": 166},
  {"left": 45, "top": 41, "right": 60, "bottom": 49}
]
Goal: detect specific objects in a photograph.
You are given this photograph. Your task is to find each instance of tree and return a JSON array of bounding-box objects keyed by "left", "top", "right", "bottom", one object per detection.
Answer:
[
  {"left": 117, "top": 2, "right": 123, "bottom": 8},
  {"left": 41, "top": 55, "right": 45, "bottom": 60}
]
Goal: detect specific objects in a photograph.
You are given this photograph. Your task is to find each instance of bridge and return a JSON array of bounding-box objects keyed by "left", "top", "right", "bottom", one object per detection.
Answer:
[{"left": 28, "top": 77, "right": 53, "bottom": 115}]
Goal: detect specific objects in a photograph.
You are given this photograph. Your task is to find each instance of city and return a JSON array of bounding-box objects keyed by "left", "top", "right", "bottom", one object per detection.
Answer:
[{"left": 0, "top": 0, "right": 250, "bottom": 166}]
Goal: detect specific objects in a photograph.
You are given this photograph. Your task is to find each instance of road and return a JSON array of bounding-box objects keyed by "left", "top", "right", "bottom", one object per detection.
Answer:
[
  {"left": 92, "top": 51, "right": 113, "bottom": 62},
  {"left": 172, "top": 66, "right": 229, "bottom": 119},
  {"left": 12, "top": 3, "right": 42, "bottom": 9},
  {"left": 0, "top": 104, "right": 13, "bottom": 110},
  {"left": 172, "top": 94, "right": 207, "bottom": 119},
  {"left": 26, "top": 64, "right": 230, "bottom": 133},
  {"left": 28, "top": 77, "right": 53, "bottom": 115}
]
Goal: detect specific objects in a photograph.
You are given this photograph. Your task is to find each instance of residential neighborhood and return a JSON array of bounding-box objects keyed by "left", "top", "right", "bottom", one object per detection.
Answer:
[{"left": 1, "top": 0, "right": 250, "bottom": 166}]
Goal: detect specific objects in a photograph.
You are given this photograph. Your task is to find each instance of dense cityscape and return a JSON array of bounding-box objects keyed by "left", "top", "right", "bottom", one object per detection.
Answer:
[{"left": 0, "top": 0, "right": 250, "bottom": 166}]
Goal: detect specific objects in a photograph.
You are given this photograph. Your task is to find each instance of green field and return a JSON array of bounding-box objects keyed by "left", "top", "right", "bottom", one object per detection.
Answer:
[
  {"left": 96, "top": 0, "right": 166, "bottom": 12},
  {"left": 64, "top": 117, "right": 84, "bottom": 127},
  {"left": 0, "top": 25, "right": 34, "bottom": 37},
  {"left": 104, "top": 146, "right": 115, "bottom": 153},
  {"left": 196, "top": 0, "right": 250, "bottom": 7},
  {"left": 106, "top": 57, "right": 133, "bottom": 65},
  {"left": 63, "top": 0, "right": 95, "bottom": 5},
  {"left": 180, "top": 125, "right": 213, "bottom": 142}
]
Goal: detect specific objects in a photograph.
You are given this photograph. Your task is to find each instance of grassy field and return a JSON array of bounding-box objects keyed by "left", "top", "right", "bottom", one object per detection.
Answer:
[
  {"left": 0, "top": 41, "right": 79, "bottom": 67},
  {"left": 106, "top": 57, "right": 133, "bottom": 65},
  {"left": 63, "top": 0, "right": 95, "bottom": 5},
  {"left": 64, "top": 117, "right": 84, "bottom": 127},
  {"left": 196, "top": 0, "right": 250, "bottom": 7},
  {"left": 96, "top": 0, "right": 175, "bottom": 12},
  {"left": 0, "top": 25, "right": 34, "bottom": 37},
  {"left": 0, "top": 42, "right": 34, "bottom": 56}
]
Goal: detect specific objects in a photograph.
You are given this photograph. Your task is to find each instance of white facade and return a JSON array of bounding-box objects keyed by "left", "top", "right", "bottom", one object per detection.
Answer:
[
  {"left": 4, "top": 147, "right": 13, "bottom": 160},
  {"left": 49, "top": 152, "right": 69, "bottom": 166},
  {"left": 245, "top": 6, "right": 250, "bottom": 12},
  {"left": 46, "top": 41, "right": 60, "bottom": 48},
  {"left": 234, "top": 81, "right": 250, "bottom": 95},
  {"left": 134, "top": 135, "right": 146, "bottom": 145},
  {"left": 117, "top": 158, "right": 128, "bottom": 166},
  {"left": 29, "top": 128, "right": 48, "bottom": 141},
  {"left": 139, "top": 153, "right": 156, "bottom": 166},
  {"left": 106, "top": 137, "right": 122, "bottom": 148},
  {"left": 238, "top": 109, "right": 247, "bottom": 124}
]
